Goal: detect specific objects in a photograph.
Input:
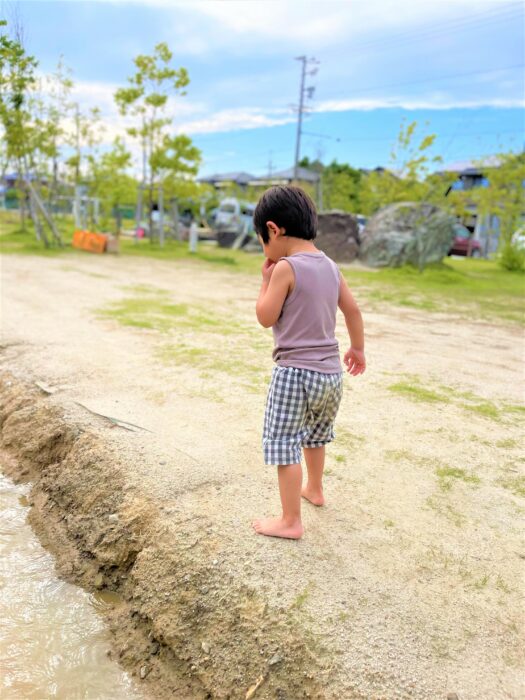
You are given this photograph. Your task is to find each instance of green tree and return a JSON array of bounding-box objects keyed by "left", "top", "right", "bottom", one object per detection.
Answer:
[
  {"left": 360, "top": 120, "right": 444, "bottom": 215},
  {"left": 114, "top": 43, "right": 200, "bottom": 239},
  {"left": 87, "top": 138, "right": 137, "bottom": 230},
  {"left": 41, "top": 57, "right": 73, "bottom": 193},
  {"left": 321, "top": 160, "right": 362, "bottom": 212},
  {"left": 66, "top": 102, "right": 105, "bottom": 185},
  {"left": 0, "top": 18, "right": 37, "bottom": 228},
  {"left": 470, "top": 153, "right": 525, "bottom": 246}
]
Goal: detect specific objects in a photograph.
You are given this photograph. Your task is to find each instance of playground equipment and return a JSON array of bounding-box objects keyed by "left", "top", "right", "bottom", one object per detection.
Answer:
[
  {"left": 134, "top": 185, "right": 216, "bottom": 247},
  {"left": 134, "top": 184, "right": 179, "bottom": 246},
  {"left": 26, "top": 178, "right": 63, "bottom": 247},
  {"left": 73, "top": 186, "right": 100, "bottom": 231}
]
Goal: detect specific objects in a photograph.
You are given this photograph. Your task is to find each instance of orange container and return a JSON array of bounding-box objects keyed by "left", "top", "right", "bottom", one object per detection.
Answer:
[{"left": 72, "top": 230, "right": 108, "bottom": 254}]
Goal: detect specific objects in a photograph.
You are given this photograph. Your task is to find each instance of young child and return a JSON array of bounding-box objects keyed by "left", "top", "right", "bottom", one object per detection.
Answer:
[{"left": 252, "top": 185, "right": 365, "bottom": 540}]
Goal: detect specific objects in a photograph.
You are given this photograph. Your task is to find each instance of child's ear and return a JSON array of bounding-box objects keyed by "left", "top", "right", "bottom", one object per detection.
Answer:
[{"left": 267, "top": 221, "right": 281, "bottom": 238}]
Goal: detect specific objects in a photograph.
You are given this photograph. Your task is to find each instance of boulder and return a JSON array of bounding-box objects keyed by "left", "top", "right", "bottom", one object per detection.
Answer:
[
  {"left": 315, "top": 211, "right": 360, "bottom": 263},
  {"left": 359, "top": 202, "right": 456, "bottom": 268}
]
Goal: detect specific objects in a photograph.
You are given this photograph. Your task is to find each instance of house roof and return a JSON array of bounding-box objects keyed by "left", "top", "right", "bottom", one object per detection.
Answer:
[
  {"left": 198, "top": 171, "right": 255, "bottom": 186},
  {"left": 440, "top": 156, "right": 501, "bottom": 175},
  {"left": 248, "top": 166, "right": 320, "bottom": 185}
]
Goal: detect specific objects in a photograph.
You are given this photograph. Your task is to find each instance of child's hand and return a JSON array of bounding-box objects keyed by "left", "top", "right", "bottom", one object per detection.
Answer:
[
  {"left": 262, "top": 257, "right": 276, "bottom": 282},
  {"left": 344, "top": 347, "right": 366, "bottom": 375}
]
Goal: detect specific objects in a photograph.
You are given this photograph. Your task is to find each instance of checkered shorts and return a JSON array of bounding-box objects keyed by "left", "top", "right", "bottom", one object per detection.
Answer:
[{"left": 262, "top": 366, "right": 343, "bottom": 465}]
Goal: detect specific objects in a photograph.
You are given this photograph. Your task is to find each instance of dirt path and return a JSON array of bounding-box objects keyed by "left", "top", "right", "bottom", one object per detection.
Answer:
[{"left": 1, "top": 251, "right": 523, "bottom": 699}]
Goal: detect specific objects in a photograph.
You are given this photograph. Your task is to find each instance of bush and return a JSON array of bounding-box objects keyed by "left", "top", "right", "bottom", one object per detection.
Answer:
[{"left": 498, "top": 242, "right": 525, "bottom": 272}]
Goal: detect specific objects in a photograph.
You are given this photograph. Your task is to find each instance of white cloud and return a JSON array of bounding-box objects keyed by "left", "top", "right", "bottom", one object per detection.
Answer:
[
  {"left": 41, "top": 75, "right": 524, "bottom": 146},
  {"left": 176, "top": 107, "right": 295, "bottom": 135},
  {"left": 100, "top": 0, "right": 511, "bottom": 54},
  {"left": 315, "top": 95, "right": 525, "bottom": 112},
  {"left": 54, "top": 0, "right": 507, "bottom": 66}
]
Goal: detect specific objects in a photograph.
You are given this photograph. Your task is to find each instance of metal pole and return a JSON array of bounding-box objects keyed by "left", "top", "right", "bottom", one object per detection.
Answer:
[
  {"left": 135, "top": 185, "right": 143, "bottom": 241},
  {"left": 293, "top": 56, "right": 307, "bottom": 182},
  {"left": 189, "top": 220, "right": 198, "bottom": 254},
  {"left": 74, "top": 186, "right": 81, "bottom": 229},
  {"left": 171, "top": 199, "right": 180, "bottom": 241},
  {"left": 93, "top": 198, "right": 100, "bottom": 227},
  {"left": 159, "top": 186, "right": 164, "bottom": 247}
]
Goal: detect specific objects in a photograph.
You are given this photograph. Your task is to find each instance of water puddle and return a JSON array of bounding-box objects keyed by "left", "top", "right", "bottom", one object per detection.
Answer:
[{"left": 0, "top": 472, "right": 143, "bottom": 699}]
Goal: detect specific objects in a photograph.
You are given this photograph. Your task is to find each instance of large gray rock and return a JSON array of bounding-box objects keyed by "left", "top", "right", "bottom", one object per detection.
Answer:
[
  {"left": 315, "top": 211, "right": 360, "bottom": 263},
  {"left": 359, "top": 202, "right": 456, "bottom": 268}
]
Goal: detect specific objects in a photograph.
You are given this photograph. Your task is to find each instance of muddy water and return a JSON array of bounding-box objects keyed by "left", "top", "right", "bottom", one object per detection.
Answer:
[{"left": 0, "top": 473, "right": 142, "bottom": 700}]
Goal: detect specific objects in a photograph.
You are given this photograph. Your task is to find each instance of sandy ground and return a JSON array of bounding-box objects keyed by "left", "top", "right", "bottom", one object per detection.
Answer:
[{"left": 1, "top": 250, "right": 524, "bottom": 699}]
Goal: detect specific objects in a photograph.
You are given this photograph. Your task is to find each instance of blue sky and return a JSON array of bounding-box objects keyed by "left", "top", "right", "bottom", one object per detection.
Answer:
[{"left": 6, "top": 0, "right": 525, "bottom": 176}]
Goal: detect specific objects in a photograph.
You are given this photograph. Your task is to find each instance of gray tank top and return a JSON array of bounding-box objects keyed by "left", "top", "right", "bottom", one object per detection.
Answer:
[{"left": 272, "top": 251, "right": 342, "bottom": 373}]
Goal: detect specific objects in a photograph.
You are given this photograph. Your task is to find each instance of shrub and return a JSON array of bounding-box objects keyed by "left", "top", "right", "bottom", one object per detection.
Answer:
[{"left": 498, "top": 242, "right": 525, "bottom": 272}]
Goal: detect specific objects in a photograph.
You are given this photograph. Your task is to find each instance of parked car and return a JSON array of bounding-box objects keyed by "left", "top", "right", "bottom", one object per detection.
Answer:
[
  {"left": 215, "top": 197, "right": 255, "bottom": 233},
  {"left": 448, "top": 223, "right": 483, "bottom": 257}
]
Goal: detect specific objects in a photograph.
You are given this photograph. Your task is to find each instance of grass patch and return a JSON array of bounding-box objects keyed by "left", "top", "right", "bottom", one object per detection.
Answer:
[
  {"left": 386, "top": 448, "right": 421, "bottom": 463},
  {"left": 98, "top": 298, "right": 191, "bottom": 332},
  {"left": 462, "top": 401, "right": 500, "bottom": 419},
  {"left": 425, "top": 495, "right": 466, "bottom": 527},
  {"left": 121, "top": 283, "right": 170, "bottom": 296},
  {"left": 97, "top": 293, "right": 250, "bottom": 336},
  {"left": 388, "top": 381, "right": 449, "bottom": 404},
  {"left": 497, "top": 475, "right": 525, "bottom": 498},
  {"left": 495, "top": 575, "right": 512, "bottom": 594},
  {"left": 157, "top": 343, "right": 266, "bottom": 388},
  {"left": 386, "top": 450, "right": 480, "bottom": 491},
  {"left": 335, "top": 426, "right": 366, "bottom": 448},
  {"left": 344, "top": 257, "right": 525, "bottom": 326},
  {"left": 436, "top": 466, "right": 480, "bottom": 491},
  {"left": 389, "top": 375, "right": 525, "bottom": 423},
  {"left": 496, "top": 438, "right": 518, "bottom": 449},
  {"left": 291, "top": 586, "right": 311, "bottom": 610},
  {"left": 471, "top": 574, "right": 490, "bottom": 590}
]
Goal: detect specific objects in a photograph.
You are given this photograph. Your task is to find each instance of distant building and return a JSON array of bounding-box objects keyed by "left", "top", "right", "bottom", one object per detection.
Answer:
[
  {"left": 248, "top": 166, "right": 320, "bottom": 187},
  {"left": 198, "top": 166, "right": 321, "bottom": 190},
  {"left": 198, "top": 172, "right": 256, "bottom": 190},
  {"left": 198, "top": 166, "right": 322, "bottom": 205},
  {"left": 440, "top": 157, "right": 504, "bottom": 255}
]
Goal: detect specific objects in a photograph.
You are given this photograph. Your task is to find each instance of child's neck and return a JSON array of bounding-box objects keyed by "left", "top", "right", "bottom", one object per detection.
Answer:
[{"left": 282, "top": 238, "right": 320, "bottom": 257}]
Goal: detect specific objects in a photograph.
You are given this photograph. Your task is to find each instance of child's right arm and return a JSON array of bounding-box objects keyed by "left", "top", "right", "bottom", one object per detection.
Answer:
[{"left": 338, "top": 273, "right": 366, "bottom": 376}]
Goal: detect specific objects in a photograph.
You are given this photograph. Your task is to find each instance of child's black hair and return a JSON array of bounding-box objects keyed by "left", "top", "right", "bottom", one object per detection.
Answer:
[{"left": 253, "top": 185, "right": 318, "bottom": 243}]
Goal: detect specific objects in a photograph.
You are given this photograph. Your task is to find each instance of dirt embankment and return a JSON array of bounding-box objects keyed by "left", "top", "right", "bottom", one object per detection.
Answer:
[{"left": 0, "top": 375, "right": 327, "bottom": 699}]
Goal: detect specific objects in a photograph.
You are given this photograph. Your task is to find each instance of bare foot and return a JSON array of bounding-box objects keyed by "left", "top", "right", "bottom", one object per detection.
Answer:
[
  {"left": 301, "top": 486, "right": 325, "bottom": 506},
  {"left": 252, "top": 517, "right": 304, "bottom": 539}
]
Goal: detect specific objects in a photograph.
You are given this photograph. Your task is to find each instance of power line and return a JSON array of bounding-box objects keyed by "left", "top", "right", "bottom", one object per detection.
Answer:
[
  {"left": 346, "top": 4, "right": 523, "bottom": 54},
  {"left": 325, "top": 63, "right": 524, "bottom": 99},
  {"left": 302, "top": 128, "right": 522, "bottom": 145},
  {"left": 191, "top": 63, "right": 523, "bottom": 149}
]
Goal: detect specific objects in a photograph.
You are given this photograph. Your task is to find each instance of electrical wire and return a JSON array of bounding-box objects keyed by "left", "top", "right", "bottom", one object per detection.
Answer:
[
  {"left": 345, "top": 4, "right": 523, "bottom": 54},
  {"left": 324, "top": 63, "right": 524, "bottom": 100}
]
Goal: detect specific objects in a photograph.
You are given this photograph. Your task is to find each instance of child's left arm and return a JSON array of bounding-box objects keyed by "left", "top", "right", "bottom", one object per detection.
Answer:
[{"left": 256, "top": 259, "right": 293, "bottom": 328}]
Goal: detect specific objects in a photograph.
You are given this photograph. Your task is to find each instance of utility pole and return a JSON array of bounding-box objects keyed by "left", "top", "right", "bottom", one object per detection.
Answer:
[
  {"left": 268, "top": 150, "right": 274, "bottom": 177},
  {"left": 293, "top": 56, "right": 319, "bottom": 181}
]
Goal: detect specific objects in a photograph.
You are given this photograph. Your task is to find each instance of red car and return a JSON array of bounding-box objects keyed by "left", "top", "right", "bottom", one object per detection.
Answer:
[{"left": 448, "top": 224, "right": 483, "bottom": 257}]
